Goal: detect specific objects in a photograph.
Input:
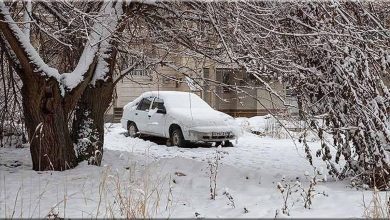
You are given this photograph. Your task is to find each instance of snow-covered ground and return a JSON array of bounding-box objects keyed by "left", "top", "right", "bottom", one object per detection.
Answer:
[{"left": 0, "top": 118, "right": 387, "bottom": 218}]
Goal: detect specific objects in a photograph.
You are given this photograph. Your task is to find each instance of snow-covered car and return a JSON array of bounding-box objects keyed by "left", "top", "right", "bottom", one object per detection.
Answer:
[{"left": 121, "top": 91, "right": 239, "bottom": 147}]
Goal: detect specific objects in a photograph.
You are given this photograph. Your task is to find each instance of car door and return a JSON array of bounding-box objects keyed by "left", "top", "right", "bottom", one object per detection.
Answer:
[
  {"left": 134, "top": 97, "right": 153, "bottom": 133},
  {"left": 147, "top": 97, "right": 167, "bottom": 137}
]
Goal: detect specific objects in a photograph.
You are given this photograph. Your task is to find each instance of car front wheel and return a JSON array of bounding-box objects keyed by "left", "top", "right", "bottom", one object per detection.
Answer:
[
  {"left": 215, "top": 140, "right": 233, "bottom": 147},
  {"left": 128, "top": 122, "right": 139, "bottom": 138},
  {"left": 170, "top": 127, "right": 186, "bottom": 147},
  {"left": 222, "top": 140, "right": 234, "bottom": 147}
]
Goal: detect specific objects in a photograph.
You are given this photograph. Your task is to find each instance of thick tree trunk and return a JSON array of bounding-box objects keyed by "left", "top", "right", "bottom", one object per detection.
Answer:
[
  {"left": 72, "top": 81, "right": 114, "bottom": 166},
  {"left": 23, "top": 78, "right": 77, "bottom": 171}
]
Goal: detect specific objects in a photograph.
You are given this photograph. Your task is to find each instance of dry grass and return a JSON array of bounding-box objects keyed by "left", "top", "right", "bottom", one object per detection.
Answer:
[
  {"left": 1, "top": 162, "right": 168, "bottom": 219},
  {"left": 92, "top": 162, "right": 168, "bottom": 219},
  {"left": 363, "top": 187, "right": 389, "bottom": 219}
]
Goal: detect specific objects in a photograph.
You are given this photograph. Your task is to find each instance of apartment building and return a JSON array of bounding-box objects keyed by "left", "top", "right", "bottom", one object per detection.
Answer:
[{"left": 107, "top": 54, "right": 297, "bottom": 122}]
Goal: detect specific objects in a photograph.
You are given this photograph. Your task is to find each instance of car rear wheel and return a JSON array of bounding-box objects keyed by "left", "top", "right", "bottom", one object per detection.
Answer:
[
  {"left": 170, "top": 127, "right": 186, "bottom": 147},
  {"left": 128, "top": 122, "right": 139, "bottom": 138}
]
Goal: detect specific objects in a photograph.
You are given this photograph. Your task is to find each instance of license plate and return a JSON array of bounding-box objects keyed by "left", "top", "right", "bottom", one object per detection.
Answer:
[{"left": 212, "top": 132, "right": 230, "bottom": 136}]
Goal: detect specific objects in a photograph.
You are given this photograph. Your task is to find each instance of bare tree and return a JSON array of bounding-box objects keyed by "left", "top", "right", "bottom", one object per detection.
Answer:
[
  {"left": 0, "top": 1, "right": 220, "bottom": 169},
  {"left": 0, "top": 1, "right": 125, "bottom": 170},
  {"left": 1, "top": 0, "right": 388, "bottom": 191},
  {"left": 205, "top": 1, "right": 390, "bottom": 189}
]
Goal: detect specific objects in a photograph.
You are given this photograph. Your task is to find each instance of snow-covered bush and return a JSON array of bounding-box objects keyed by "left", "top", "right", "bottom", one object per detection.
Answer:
[
  {"left": 238, "top": 115, "right": 304, "bottom": 139},
  {"left": 73, "top": 109, "right": 100, "bottom": 165},
  {"left": 223, "top": 188, "right": 235, "bottom": 208},
  {"left": 277, "top": 168, "right": 328, "bottom": 216},
  {"left": 263, "top": 116, "right": 294, "bottom": 139},
  {"left": 208, "top": 148, "right": 222, "bottom": 200},
  {"left": 286, "top": 3, "right": 390, "bottom": 189}
]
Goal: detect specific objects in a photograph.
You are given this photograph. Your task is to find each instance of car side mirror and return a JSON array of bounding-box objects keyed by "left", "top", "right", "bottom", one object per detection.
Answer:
[{"left": 157, "top": 109, "right": 166, "bottom": 114}]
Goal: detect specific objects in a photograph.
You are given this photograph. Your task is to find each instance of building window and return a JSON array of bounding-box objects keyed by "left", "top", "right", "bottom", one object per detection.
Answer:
[
  {"left": 120, "top": 55, "right": 151, "bottom": 79},
  {"left": 216, "top": 68, "right": 233, "bottom": 93},
  {"left": 285, "top": 85, "right": 297, "bottom": 97},
  {"left": 203, "top": 68, "right": 212, "bottom": 105},
  {"left": 130, "top": 57, "right": 149, "bottom": 77},
  {"left": 203, "top": 68, "right": 209, "bottom": 79}
]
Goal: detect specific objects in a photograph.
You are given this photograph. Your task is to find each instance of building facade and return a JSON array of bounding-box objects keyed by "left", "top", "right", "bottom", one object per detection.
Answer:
[{"left": 107, "top": 56, "right": 297, "bottom": 122}]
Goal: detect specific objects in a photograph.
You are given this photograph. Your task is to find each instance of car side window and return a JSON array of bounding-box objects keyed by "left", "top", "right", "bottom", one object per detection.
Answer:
[
  {"left": 136, "top": 97, "right": 152, "bottom": 111},
  {"left": 151, "top": 98, "right": 166, "bottom": 112}
]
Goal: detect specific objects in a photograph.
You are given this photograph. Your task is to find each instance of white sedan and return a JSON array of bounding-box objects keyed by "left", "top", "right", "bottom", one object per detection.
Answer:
[{"left": 121, "top": 91, "right": 239, "bottom": 147}]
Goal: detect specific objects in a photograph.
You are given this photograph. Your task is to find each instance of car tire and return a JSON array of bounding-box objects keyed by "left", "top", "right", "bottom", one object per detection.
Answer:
[
  {"left": 215, "top": 141, "right": 223, "bottom": 147},
  {"left": 222, "top": 140, "right": 234, "bottom": 147},
  {"left": 215, "top": 140, "right": 233, "bottom": 147},
  {"left": 170, "top": 127, "right": 186, "bottom": 147},
  {"left": 128, "top": 122, "right": 139, "bottom": 138}
]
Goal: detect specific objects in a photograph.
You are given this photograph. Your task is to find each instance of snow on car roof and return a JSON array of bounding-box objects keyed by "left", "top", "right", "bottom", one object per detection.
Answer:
[
  {"left": 123, "top": 91, "right": 212, "bottom": 110},
  {"left": 143, "top": 91, "right": 211, "bottom": 109}
]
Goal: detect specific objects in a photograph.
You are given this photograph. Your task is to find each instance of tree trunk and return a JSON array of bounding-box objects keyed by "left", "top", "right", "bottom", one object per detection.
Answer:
[
  {"left": 23, "top": 77, "right": 77, "bottom": 171},
  {"left": 72, "top": 33, "right": 119, "bottom": 166},
  {"left": 72, "top": 81, "right": 114, "bottom": 166}
]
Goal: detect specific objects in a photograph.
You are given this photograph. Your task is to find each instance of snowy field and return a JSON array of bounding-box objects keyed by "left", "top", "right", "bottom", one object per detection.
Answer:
[{"left": 0, "top": 117, "right": 387, "bottom": 218}]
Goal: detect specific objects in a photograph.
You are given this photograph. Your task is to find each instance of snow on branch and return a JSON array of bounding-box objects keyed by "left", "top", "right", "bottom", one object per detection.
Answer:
[
  {"left": 63, "top": 0, "right": 124, "bottom": 90},
  {"left": 0, "top": 2, "right": 61, "bottom": 80},
  {"left": 1, "top": 1, "right": 125, "bottom": 95},
  {"left": 22, "top": 0, "right": 31, "bottom": 41}
]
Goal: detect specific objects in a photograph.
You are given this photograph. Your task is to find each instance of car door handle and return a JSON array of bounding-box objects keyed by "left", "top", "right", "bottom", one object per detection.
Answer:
[
  {"left": 135, "top": 113, "right": 138, "bottom": 115},
  {"left": 148, "top": 115, "right": 151, "bottom": 118}
]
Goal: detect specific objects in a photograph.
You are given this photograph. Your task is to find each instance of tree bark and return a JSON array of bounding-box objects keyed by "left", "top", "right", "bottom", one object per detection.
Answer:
[
  {"left": 72, "top": 81, "right": 114, "bottom": 166},
  {"left": 23, "top": 77, "right": 77, "bottom": 171}
]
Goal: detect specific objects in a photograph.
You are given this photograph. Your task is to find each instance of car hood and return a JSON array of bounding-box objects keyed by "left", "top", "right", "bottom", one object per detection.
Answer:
[{"left": 169, "top": 108, "right": 239, "bottom": 132}]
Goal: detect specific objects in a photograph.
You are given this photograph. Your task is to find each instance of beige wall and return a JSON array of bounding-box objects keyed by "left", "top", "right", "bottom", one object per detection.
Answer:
[{"left": 256, "top": 82, "right": 285, "bottom": 111}]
